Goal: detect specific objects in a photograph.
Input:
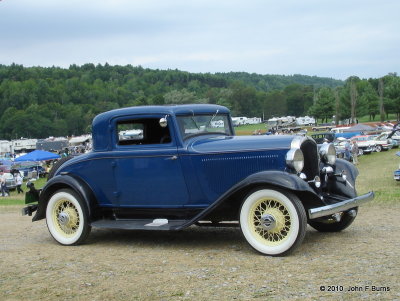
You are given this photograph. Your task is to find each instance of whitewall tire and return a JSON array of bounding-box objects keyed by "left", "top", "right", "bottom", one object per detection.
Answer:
[
  {"left": 46, "top": 189, "right": 91, "bottom": 245},
  {"left": 240, "top": 188, "right": 307, "bottom": 256}
]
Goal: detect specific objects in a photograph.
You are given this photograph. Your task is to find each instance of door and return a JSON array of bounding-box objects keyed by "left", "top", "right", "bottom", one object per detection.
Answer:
[{"left": 112, "top": 115, "right": 189, "bottom": 208}]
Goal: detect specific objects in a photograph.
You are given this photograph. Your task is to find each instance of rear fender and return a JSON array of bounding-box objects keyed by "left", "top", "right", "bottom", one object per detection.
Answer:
[{"left": 32, "top": 174, "right": 97, "bottom": 222}]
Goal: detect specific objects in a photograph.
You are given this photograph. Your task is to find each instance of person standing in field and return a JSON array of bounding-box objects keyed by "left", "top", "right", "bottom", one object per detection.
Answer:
[
  {"left": 15, "top": 172, "right": 24, "bottom": 194},
  {"left": 351, "top": 140, "right": 359, "bottom": 165}
]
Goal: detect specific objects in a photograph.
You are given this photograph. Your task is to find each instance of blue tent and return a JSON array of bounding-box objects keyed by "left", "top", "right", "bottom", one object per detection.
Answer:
[{"left": 14, "top": 150, "right": 60, "bottom": 162}]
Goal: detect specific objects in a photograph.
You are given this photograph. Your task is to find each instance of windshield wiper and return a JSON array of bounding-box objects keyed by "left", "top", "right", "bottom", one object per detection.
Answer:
[{"left": 206, "top": 109, "right": 219, "bottom": 128}]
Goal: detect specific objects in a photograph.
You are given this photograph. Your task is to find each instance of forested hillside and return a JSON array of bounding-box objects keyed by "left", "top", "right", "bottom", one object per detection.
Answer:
[{"left": 0, "top": 64, "right": 398, "bottom": 140}]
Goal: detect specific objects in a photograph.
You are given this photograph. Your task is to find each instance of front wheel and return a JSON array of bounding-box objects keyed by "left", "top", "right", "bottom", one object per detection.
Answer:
[
  {"left": 375, "top": 145, "right": 382, "bottom": 152},
  {"left": 46, "top": 189, "right": 91, "bottom": 245},
  {"left": 239, "top": 188, "right": 307, "bottom": 256}
]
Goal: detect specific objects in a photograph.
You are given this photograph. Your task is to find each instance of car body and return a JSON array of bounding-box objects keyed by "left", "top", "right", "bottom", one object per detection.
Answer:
[
  {"left": 23, "top": 104, "right": 374, "bottom": 256},
  {"left": 350, "top": 135, "right": 375, "bottom": 154}
]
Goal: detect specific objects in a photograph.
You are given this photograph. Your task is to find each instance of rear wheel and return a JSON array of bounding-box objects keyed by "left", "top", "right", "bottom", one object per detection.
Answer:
[
  {"left": 46, "top": 189, "right": 91, "bottom": 245},
  {"left": 375, "top": 145, "right": 382, "bottom": 152},
  {"left": 239, "top": 188, "right": 307, "bottom": 256}
]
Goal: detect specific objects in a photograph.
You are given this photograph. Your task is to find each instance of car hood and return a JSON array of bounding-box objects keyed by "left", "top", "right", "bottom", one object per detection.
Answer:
[{"left": 187, "top": 135, "right": 294, "bottom": 154}]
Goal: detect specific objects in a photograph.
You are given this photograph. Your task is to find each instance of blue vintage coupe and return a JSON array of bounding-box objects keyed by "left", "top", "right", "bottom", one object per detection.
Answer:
[{"left": 23, "top": 104, "right": 374, "bottom": 256}]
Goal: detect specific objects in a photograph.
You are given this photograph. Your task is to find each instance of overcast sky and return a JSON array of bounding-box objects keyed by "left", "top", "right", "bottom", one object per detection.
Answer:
[{"left": 1, "top": 0, "right": 399, "bottom": 80}]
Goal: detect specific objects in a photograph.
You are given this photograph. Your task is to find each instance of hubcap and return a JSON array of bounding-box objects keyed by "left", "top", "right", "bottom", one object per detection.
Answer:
[
  {"left": 260, "top": 214, "right": 276, "bottom": 231},
  {"left": 58, "top": 212, "right": 70, "bottom": 226}
]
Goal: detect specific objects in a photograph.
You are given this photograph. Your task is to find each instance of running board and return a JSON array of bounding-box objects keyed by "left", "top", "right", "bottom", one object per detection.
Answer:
[{"left": 91, "top": 218, "right": 188, "bottom": 231}]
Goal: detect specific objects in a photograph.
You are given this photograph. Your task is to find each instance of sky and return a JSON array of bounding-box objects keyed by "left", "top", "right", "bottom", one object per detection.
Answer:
[{"left": 1, "top": 0, "right": 399, "bottom": 80}]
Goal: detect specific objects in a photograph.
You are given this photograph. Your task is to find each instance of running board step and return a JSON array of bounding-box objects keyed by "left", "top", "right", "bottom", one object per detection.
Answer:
[{"left": 91, "top": 218, "right": 189, "bottom": 230}]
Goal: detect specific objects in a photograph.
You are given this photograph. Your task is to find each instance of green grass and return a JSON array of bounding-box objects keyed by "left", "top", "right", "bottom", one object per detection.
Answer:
[
  {"left": 356, "top": 148, "right": 400, "bottom": 204},
  {"left": 0, "top": 177, "right": 47, "bottom": 206},
  {"left": 234, "top": 123, "right": 267, "bottom": 135}
]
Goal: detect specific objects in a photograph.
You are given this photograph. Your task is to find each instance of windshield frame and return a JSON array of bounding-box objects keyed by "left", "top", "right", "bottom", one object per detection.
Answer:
[{"left": 176, "top": 113, "right": 233, "bottom": 140}]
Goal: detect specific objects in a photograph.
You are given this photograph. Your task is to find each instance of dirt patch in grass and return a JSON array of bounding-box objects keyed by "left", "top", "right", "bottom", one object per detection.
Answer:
[{"left": 1, "top": 204, "right": 399, "bottom": 300}]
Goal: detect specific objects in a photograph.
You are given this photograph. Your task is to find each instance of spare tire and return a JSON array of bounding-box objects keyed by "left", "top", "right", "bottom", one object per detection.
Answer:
[{"left": 47, "top": 156, "right": 74, "bottom": 180}]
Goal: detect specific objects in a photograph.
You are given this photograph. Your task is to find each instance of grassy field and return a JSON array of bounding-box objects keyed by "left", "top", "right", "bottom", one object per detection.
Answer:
[
  {"left": 356, "top": 148, "right": 400, "bottom": 203},
  {"left": 1, "top": 148, "right": 398, "bottom": 206}
]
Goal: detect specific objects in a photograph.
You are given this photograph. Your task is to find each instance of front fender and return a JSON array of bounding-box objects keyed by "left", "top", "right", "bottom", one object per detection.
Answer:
[
  {"left": 328, "top": 159, "right": 358, "bottom": 198},
  {"left": 32, "top": 174, "right": 97, "bottom": 222},
  {"left": 241, "top": 171, "right": 317, "bottom": 193}
]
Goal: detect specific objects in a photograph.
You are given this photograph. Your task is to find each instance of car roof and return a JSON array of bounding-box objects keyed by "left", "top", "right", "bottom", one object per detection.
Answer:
[{"left": 92, "top": 104, "right": 230, "bottom": 151}]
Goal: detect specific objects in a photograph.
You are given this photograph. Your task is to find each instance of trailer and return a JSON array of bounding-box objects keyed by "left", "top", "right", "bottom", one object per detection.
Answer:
[
  {"left": 295, "top": 116, "right": 316, "bottom": 126},
  {"left": 0, "top": 140, "right": 12, "bottom": 155},
  {"left": 11, "top": 138, "right": 37, "bottom": 153},
  {"left": 231, "top": 117, "right": 248, "bottom": 126},
  {"left": 267, "top": 116, "right": 296, "bottom": 129}
]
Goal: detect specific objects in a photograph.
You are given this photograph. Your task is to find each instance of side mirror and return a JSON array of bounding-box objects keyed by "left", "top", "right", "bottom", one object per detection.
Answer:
[{"left": 159, "top": 117, "right": 168, "bottom": 128}]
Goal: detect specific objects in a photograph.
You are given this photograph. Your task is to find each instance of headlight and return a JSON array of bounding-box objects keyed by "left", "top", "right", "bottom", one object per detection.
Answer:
[
  {"left": 319, "top": 143, "right": 336, "bottom": 165},
  {"left": 286, "top": 148, "right": 304, "bottom": 172}
]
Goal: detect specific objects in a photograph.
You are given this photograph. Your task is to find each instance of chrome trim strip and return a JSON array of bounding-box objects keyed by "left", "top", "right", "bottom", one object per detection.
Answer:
[{"left": 308, "top": 191, "right": 375, "bottom": 219}]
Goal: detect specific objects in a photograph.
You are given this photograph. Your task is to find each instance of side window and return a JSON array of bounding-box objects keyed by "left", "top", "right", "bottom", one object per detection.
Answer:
[{"left": 117, "top": 118, "right": 171, "bottom": 146}]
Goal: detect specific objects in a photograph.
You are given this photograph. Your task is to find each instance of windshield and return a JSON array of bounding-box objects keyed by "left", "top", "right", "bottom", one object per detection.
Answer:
[{"left": 177, "top": 114, "right": 233, "bottom": 139}]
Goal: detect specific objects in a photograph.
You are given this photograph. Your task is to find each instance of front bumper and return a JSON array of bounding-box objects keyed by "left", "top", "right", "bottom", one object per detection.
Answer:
[{"left": 308, "top": 191, "right": 374, "bottom": 219}]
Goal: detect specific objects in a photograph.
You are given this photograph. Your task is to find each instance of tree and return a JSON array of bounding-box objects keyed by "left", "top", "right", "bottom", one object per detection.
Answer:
[
  {"left": 384, "top": 75, "right": 400, "bottom": 120},
  {"left": 307, "top": 87, "right": 334, "bottom": 123},
  {"left": 350, "top": 79, "right": 358, "bottom": 123},
  {"left": 378, "top": 79, "right": 385, "bottom": 122}
]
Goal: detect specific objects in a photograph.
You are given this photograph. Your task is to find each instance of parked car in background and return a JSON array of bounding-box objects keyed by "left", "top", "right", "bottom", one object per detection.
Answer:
[
  {"left": 388, "top": 129, "right": 400, "bottom": 143},
  {"left": 311, "top": 132, "right": 335, "bottom": 144},
  {"left": 2, "top": 172, "right": 17, "bottom": 190},
  {"left": 378, "top": 132, "right": 398, "bottom": 148},
  {"left": 18, "top": 166, "right": 46, "bottom": 178},
  {"left": 370, "top": 133, "right": 393, "bottom": 152},
  {"left": 394, "top": 152, "right": 400, "bottom": 181},
  {"left": 23, "top": 104, "right": 374, "bottom": 256},
  {"left": 333, "top": 138, "right": 347, "bottom": 158},
  {"left": 350, "top": 135, "right": 375, "bottom": 154}
]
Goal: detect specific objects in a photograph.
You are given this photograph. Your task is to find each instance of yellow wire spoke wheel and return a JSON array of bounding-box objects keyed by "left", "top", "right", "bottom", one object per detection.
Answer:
[
  {"left": 250, "top": 199, "right": 292, "bottom": 246},
  {"left": 52, "top": 199, "right": 80, "bottom": 237},
  {"left": 240, "top": 189, "right": 306, "bottom": 256},
  {"left": 46, "top": 189, "right": 91, "bottom": 245}
]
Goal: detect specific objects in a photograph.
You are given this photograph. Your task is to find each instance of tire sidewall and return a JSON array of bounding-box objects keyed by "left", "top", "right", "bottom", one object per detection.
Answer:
[
  {"left": 46, "top": 189, "right": 87, "bottom": 245},
  {"left": 239, "top": 189, "right": 305, "bottom": 256}
]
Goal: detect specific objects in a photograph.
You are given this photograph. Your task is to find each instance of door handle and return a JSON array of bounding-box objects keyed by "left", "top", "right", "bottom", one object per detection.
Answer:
[{"left": 166, "top": 155, "right": 178, "bottom": 160}]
